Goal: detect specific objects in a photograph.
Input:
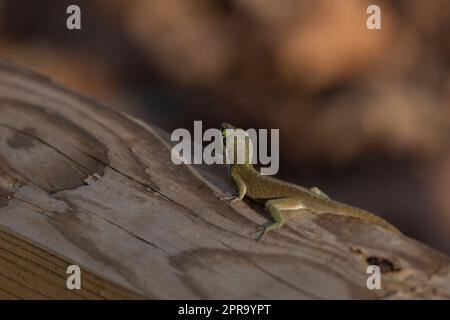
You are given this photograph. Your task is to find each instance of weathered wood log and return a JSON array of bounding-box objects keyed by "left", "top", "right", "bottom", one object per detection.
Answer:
[{"left": 0, "top": 60, "right": 449, "bottom": 299}]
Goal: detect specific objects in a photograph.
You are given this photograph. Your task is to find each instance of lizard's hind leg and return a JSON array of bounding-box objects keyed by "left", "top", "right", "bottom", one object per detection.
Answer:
[
  {"left": 257, "top": 197, "right": 306, "bottom": 240},
  {"left": 310, "top": 187, "right": 330, "bottom": 200}
]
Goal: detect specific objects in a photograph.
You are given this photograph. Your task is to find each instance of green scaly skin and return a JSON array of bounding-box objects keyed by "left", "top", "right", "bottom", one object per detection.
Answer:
[{"left": 220, "top": 122, "right": 400, "bottom": 240}]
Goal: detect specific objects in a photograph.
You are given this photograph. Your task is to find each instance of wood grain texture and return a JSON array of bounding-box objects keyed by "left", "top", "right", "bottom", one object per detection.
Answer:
[{"left": 0, "top": 60, "right": 449, "bottom": 299}]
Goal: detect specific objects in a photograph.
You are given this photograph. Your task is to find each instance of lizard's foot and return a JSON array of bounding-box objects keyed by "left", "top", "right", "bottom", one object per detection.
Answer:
[
  {"left": 310, "top": 187, "right": 330, "bottom": 200},
  {"left": 256, "top": 224, "right": 269, "bottom": 241},
  {"left": 231, "top": 197, "right": 241, "bottom": 204},
  {"left": 220, "top": 195, "right": 240, "bottom": 204}
]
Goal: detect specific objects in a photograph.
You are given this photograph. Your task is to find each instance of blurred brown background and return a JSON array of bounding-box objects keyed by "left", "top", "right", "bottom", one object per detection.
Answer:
[{"left": 1, "top": 0, "right": 450, "bottom": 254}]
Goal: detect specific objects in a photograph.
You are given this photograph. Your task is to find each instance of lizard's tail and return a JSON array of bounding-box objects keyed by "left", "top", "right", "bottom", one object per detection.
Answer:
[{"left": 345, "top": 205, "right": 401, "bottom": 233}]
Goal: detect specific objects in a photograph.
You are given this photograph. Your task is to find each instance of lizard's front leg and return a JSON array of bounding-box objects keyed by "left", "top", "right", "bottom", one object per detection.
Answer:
[{"left": 221, "top": 172, "right": 247, "bottom": 204}]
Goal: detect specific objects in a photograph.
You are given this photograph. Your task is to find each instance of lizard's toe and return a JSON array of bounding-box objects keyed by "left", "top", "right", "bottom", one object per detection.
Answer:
[
  {"left": 220, "top": 195, "right": 235, "bottom": 202},
  {"left": 256, "top": 225, "right": 268, "bottom": 241}
]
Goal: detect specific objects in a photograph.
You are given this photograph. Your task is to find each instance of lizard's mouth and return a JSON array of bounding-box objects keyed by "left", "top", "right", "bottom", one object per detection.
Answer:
[
  {"left": 221, "top": 123, "right": 234, "bottom": 160},
  {"left": 221, "top": 122, "right": 237, "bottom": 139}
]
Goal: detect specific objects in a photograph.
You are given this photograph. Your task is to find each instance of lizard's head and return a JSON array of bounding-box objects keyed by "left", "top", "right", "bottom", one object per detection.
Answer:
[{"left": 221, "top": 122, "right": 253, "bottom": 165}]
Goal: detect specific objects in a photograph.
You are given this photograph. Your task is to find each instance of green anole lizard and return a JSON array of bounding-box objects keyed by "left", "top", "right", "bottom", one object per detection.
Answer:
[{"left": 220, "top": 122, "right": 400, "bottom": 240}]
